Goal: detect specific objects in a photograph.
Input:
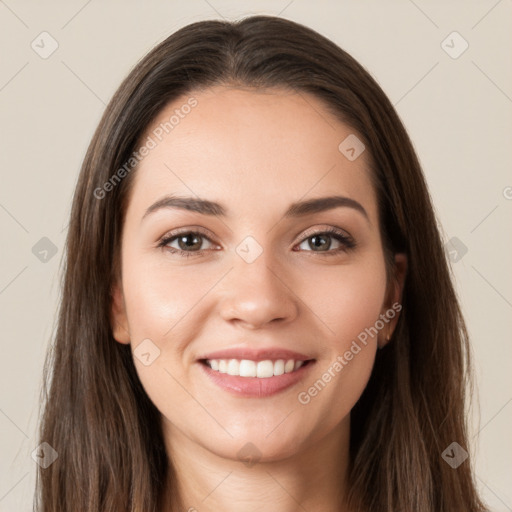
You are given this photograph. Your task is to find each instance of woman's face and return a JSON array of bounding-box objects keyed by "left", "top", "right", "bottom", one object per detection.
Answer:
[{"left": 111, "top": 85, "right": 405, "bottom": 463}]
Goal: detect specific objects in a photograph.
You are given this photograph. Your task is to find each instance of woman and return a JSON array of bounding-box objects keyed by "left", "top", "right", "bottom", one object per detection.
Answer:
[{"left": 36, "top": 14, "right": 487, "bottom": 512}]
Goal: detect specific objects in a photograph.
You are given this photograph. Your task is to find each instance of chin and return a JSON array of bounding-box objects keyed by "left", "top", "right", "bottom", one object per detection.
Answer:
[
  {"left": 198, "top": 410, "right": 324, "bottom": 464},
  {"left": 206, "top": 433, "right": 307, "bottom": 466}
]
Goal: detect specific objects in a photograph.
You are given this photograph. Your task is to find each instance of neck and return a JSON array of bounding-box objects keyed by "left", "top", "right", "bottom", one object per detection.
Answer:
[{"left": 161, "top": 416, "right": 352, "bottom": 512}]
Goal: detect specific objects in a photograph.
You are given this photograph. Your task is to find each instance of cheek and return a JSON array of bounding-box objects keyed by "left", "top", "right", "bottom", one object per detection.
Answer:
[
  {"left": 300, "top": 254, "right": 388, "bottom": 347},
  {"left": 121, "top": 255, "right": 208, "bottom": 341},
  {"left": 292, "top": 255, "right": 387, "bottom": 417},
  {"left": 119, "top": 255, "right": 210, "bottom": 430}
]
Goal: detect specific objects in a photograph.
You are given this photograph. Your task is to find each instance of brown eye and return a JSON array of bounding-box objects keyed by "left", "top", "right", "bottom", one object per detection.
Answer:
[
  {"left": 173, "top": 233, "right": 203, "bottom": 251},
  {"left": 159, "top": 230, "right": 217, "bottom": 256},
  {"left": 306, "top": 233, "right": 333, "bottom": 251}
]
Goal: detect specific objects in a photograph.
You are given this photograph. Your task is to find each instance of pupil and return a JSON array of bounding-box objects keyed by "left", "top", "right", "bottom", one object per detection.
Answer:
[
  {"left": 310, "top": 235, "right": 330, "bottom": 251},
  {"left": 179, "top": 234, "right": 201, "bottom": 250}
]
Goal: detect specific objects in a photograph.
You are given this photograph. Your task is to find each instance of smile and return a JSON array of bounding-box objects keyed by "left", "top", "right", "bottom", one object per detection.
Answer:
[
  {"left": 199, "top": 358, "right": 315, "bottom": 398},
  {"left": 204, "top": 358, "right": 308, "bottom": 378}
]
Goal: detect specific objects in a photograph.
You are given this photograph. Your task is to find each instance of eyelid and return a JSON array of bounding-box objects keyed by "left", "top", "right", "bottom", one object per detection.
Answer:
[
  {"left": 158, "top": 226, "right": 217, "bottom": 242},
  {"left": 298, "top": 224, "right": 352, "bottom": 241}
]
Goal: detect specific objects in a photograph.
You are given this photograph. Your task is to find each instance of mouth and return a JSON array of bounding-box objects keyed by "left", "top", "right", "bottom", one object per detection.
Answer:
[
  {"left": 200, "top": 358, "right": 314, "bottom": 378},
  {"left": 197, "top": 355, "right": 316, "bottom": 398}
]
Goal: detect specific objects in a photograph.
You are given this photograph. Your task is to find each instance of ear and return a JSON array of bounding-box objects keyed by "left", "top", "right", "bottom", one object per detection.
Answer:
[
  {"left": 110, "top": 280, "right": 131, "bottom": 344},
  {"left": 378, "top": 252, "right": 407, "bottom": 348}
]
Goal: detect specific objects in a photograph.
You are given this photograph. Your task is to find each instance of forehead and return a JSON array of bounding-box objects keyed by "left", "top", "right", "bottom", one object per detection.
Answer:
[{"left": 128, "top": 85, "right": 377, "bottom": 222}]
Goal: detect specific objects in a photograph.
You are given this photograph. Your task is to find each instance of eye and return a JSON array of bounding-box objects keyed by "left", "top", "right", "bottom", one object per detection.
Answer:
[
  {"left": 158, "top": 226, "right": 356, "bottom": 258},
  {"left": 295, "top": 227, "right": 356, "bottom": 255},
  {"left": 158, "top": 229, "right": 218, "bottom": 257}
]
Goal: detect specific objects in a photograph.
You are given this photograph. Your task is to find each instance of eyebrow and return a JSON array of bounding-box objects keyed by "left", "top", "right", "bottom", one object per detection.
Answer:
[{"left": 142, "top": 194, "right": 369, "bottom": 223}]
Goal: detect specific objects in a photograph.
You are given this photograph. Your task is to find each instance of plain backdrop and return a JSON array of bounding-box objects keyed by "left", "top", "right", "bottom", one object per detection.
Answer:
[{"left": 0, "top": 1, "right": 511, "bottom": 510}]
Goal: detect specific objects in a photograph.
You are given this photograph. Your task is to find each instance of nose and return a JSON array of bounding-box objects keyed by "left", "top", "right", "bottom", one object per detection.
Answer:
[{"left": 218, "top": 249, "right": 299, "bottom": 330}]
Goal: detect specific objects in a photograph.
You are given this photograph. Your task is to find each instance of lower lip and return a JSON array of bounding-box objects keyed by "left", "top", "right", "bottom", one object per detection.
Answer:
[{"left": 199, "top": 361, "right": 315, "bottom": 398}]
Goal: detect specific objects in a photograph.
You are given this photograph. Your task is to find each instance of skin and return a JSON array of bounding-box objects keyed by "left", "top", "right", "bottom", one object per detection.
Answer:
[{"left": 111, "top": 85, "right": 407, "bottom": 512}]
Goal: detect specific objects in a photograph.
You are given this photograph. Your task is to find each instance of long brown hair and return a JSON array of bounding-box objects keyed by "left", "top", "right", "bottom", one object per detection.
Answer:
[{"left": 35, "top": 15, "right": 487, "bottom": 511}]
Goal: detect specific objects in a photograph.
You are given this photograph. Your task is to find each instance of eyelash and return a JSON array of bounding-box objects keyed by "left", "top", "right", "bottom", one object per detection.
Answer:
[{"left": 157, "top": 227, "right": 356, "bottom": 258}]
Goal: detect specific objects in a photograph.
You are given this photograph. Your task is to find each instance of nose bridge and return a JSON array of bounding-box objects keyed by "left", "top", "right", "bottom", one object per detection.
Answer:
[{"left": 218, "top": 238, "right": 298, "bottom": 328}]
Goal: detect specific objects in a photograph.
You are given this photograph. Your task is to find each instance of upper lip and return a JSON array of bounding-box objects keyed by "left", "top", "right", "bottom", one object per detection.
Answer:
[{"left": 198, "top": 347, "right": 314, "bottom": 362}]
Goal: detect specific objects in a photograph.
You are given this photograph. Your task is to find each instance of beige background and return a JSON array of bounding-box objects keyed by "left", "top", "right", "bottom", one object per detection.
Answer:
[{"left": 0, "top": 0, "right": 511, "bottom": 510}]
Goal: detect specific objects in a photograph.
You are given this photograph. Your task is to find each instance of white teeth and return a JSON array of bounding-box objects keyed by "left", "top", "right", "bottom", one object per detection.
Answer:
[
  {"left": 284, "top": 359, "right": 295, "bottom": 373},
  {"left": 227, "top": 359, "right": 239, "bottom": 376},
  {"left": 273, "top": 359, "right": 285, "bottom": 376},
  {"left": 256, "top": 360, "right": 274, "bottom": 378},
  {"left": 218, "top": 360, "right": 227, "bottom": 373},
  {"left": 239, "top": 359, "right": 256, "bottom": 377},
  {"left": 205, "top": 358, "right": 308, "bottom": 378}
]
